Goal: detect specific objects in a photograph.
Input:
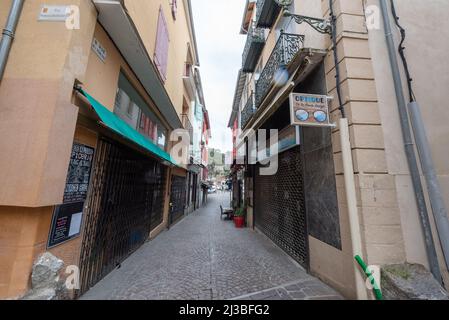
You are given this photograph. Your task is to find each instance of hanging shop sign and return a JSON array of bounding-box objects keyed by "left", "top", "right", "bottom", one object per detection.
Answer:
[
  {"left": 48, "top": 202, "right": 84, "bottom": 248},
  {"left": 290, "top": 93, "right": 333, "bottom": 127},
  {"left": 63, "top": 143, "right": 95, "bottom": 204}
]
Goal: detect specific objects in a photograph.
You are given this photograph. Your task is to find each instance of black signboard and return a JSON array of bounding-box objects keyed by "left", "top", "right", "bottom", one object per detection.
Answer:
[
  {"left": 48, "top": 202, "right": 84, "bottom": 248},
  {"left": 47, "top": 143, "right": 95, "bottom": 248},
  {"left": 63, "top": 143, "right": 95, "bottom": 204}
]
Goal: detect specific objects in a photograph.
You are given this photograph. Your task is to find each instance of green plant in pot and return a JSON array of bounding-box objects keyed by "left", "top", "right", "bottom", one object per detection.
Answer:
[{"left": 234, "top": 207, "right": 246, "bottom": 228}]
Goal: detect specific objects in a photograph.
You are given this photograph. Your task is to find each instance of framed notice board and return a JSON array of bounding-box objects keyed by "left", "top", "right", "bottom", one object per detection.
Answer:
[
  {"left": 48, "top": 202, "right": 84, "bottom": 248},
  {"left": 47, "top": 143, "right": 95, "bottom": 248}
]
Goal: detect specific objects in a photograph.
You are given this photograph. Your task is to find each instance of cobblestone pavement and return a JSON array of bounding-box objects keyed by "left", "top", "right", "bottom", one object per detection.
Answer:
[{"left": 81, "top": 192, "right": 343, "bottom": 300}]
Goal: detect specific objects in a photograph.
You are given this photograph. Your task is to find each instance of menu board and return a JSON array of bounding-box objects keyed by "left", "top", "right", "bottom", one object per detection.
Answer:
[
  {"left": 48, "top": 202, "right": 84, "bottom": 248},
  {"left": 290, "top": 93, "right": 333, "bottom": 127},
  {"left": 63, "top": 143, "right": 95, "bottom": 204}
]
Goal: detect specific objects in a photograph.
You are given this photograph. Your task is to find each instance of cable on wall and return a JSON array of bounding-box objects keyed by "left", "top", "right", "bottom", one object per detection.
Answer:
[
  {"left": 390, "top": 0, "right": 415, "bottom": 103},
  {"left": 328, "top": 0, "right": 346, "bottom": 118}
]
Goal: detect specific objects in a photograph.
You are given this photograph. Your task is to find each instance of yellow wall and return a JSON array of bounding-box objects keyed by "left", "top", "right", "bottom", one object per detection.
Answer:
[
  {"left": 0, "top": 0, "right": 197, "bottom": 299},
  {"left": 0, "top": 0, "right": 97, "bottom": 207},
  {"left": 124, "top": 0, "right": 198, "bottom": 118}
]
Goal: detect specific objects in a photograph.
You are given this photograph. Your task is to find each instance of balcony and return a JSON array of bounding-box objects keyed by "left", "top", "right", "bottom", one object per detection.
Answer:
[
  {"left": 241, "top": 93, "right": 256, "bottom": 129},
  {"left": 182, "top": 114, "right": 194, "bottom": 145},
  {"left": 255, "top": 33, "right": 304, "bottom": 108},
  {"left": 255, "top": 0, "right": 281, "bottom": 28},
  {"left": 242, "top": 24, "right": 265, "bottom": 73}
]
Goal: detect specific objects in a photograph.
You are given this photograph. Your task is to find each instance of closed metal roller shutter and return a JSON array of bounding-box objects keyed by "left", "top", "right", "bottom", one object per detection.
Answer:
[{"left": 254, "top": 146, "right": 309, "bottom": 268}]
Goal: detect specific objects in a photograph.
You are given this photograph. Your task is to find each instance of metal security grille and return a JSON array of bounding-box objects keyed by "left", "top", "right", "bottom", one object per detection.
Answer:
[
  {"left": 254, "top": 146, "right": 309, "bottom": 268},
  {"left": 170, "top": 175, "right": 186, "bottom": 225},
  {"left": 79, "top": 138, "right": 166, "bottom": 294}
]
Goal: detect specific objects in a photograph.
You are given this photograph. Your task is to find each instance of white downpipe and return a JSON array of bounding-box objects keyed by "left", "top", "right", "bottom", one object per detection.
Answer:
[{"left": 339, "top": 118, "right": 369, "bottom": 300}]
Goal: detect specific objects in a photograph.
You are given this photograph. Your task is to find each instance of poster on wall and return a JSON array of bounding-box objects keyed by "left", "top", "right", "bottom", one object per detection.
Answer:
[
  {"left": 47, "top": 143, "right": 94, "bottom": 248},
  {"left": 48, "top": 202, "right": 84, "bottom": 248},
  {"left": 63, "top": 143, "right": 95, "bottom": 204},
  {"left": 290, "top": 93, "right": 334, "bottom": 127}
]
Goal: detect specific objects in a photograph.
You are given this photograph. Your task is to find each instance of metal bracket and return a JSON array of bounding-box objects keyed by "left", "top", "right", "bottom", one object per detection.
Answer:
[{"left": 283, "top": 10, "right": 332, "bottom": 35}]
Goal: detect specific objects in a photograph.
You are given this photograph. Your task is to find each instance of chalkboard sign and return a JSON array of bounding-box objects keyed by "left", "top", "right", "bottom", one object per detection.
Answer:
[
  {"left": 63, "top": 143, "right": 95, "bottom": 204},
  {"left": 48, "top": 202, "right": 84, "bottom": 248}
]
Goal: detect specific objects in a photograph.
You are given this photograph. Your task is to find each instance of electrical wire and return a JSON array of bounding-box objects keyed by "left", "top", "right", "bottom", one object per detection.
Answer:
[
  {"left": 329, "top": 0, "right": 346, "bottom": 118},
  {"left": 390, "top": 0, "right": 416, "bottom": 103}
]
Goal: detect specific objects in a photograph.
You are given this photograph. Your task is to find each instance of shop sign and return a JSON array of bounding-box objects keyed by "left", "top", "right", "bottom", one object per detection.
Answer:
[
  {"left": 258, "top": 126, "right": 300, "bottom": 162},
  {"left": 63, "top": 143, "right": 95, "bottom": 204},
  {"left": 290, "top": 93, "right": 333, "bottom": 127}
]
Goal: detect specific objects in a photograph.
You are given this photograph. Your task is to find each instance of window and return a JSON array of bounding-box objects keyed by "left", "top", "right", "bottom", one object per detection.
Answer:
[
  {"left": 154, "top": 7, "right": 170, "bottom": 81},
  {"left": 114, "top": 72, "right": 169, "bottom": 150}
]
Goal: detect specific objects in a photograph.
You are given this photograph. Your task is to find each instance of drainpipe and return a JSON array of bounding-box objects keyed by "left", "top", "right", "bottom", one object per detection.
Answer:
[
  {"left": 340, "top": 118, "right": 369, "bottom": 300},
  {"left": 379, "top": 0, "right": 442, "bottom": 282},
  {"left": 0, "top": 0, "right": 24, "bottom": 81},
  {"left": 409, "top": 102, "right": 449, "bottom": 271}
]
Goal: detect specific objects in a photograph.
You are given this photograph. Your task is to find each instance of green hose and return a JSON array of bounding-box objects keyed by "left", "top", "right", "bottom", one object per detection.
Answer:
[{"left": 355, "top": 255, "right": 383, "bottom": 300}]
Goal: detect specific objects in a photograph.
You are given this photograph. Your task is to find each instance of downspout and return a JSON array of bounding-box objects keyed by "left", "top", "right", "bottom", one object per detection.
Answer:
[
  {"left": 0, "top": 0, "right": 24, "bottom": 81},
  {"left": 379, "top": 0, "right": 442, "bottom": 283}
]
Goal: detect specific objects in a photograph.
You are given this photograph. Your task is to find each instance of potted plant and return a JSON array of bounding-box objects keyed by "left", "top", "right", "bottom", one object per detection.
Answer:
[{"left": 233, "top": 207, "right": 246, "bottom": 228}]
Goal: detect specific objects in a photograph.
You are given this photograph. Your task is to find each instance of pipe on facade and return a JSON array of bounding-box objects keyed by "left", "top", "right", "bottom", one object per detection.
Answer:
[
  {"left": 340, "top": 118, "right": 369, "bottom": 300},
  {"left": 409, "top": 101, "right": 449, "bottom": 271},
  {"left": 378, "top": 0, "right": 442, "bottom": 283},
  {"left": 0, "top": 0, "right": 24, "bottom": 82}
]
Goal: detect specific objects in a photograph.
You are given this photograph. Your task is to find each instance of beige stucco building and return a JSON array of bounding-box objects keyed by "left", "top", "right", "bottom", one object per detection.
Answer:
[
  {"left": 229, "top": 0, "right": 449, "bottom": 299},
  {"left": 0, "top": 0, "right": 210, "bottom": 299}
]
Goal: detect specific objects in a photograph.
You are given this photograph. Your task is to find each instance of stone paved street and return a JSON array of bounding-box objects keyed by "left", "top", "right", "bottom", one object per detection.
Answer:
[{"left": 81, "top": 192, "right": 342, "bottom": 300}]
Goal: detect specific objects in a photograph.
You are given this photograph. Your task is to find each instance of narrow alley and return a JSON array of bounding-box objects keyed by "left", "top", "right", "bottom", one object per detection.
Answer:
[{"left": 81, "top": 192, "right": 341, "bottom": 300}]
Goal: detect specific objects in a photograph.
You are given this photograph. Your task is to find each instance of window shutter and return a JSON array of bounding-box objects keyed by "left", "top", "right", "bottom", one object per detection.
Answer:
[{"left": 154, "top": 7, "right": 169, "bottom": 81}]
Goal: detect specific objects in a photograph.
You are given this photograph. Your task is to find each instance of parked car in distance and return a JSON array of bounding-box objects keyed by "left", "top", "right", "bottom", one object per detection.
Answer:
[{"left": 208, "top": 185, "right": 217, "bottom": 194}]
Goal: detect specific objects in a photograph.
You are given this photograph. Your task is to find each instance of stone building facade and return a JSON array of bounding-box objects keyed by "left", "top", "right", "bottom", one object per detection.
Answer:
[{"left": 229, "top": 0, "right": 449, "bottom": 299}]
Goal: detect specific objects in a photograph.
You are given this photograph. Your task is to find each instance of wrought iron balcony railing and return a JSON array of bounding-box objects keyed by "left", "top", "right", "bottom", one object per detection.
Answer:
[
  {"left": 182, "top": 114, "right": 194, "bottom": 144},
  {"left": 241, "top": 93, "right": 256, "bottom": 129},
  {"left": 255, "top": 32, "right": 304, "bottom": 108},
  {"left": 256, "top": 0, "right": 282, "bottom": 28},
  {"left": 242, "top": 23, "right": 265, "bottom": 73}
]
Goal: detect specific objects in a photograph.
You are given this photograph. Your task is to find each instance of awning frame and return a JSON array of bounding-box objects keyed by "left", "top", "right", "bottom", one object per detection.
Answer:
[{"left": 76, "top": 87, "right": 178, "bottom": 167}]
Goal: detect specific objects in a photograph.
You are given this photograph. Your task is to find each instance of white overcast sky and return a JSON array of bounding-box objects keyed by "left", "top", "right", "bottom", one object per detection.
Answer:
[{"left": 191, "top": 0, "right": 246, "bottom": 153}]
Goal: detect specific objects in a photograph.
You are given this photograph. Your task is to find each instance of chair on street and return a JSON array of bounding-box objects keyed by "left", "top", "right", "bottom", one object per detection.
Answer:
[{"left": 220, "top": 205, "right": 233, "bottom": 220}]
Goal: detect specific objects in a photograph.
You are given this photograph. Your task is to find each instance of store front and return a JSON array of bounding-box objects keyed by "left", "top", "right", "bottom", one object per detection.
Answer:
[
  {"left": 250, "top": 63, "right": 341, "bottom": 270},
  {"left": 71, "top": 89, "right": 176, "bottom": 294}
]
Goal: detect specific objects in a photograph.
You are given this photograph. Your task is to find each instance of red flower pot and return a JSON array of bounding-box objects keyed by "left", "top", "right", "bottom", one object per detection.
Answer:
[{"left": 234, "top": 216, "right": 245, "bottom": 228}]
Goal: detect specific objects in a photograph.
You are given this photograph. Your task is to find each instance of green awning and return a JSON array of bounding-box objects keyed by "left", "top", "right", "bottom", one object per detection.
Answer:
[{"left": 79, "top": 88, "right": 177, "bottom": 166}]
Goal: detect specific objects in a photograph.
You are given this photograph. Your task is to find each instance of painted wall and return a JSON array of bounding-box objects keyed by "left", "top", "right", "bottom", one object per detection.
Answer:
[
  {"left": 367, "top": 0, "right": 449, "bottom": 284},
  {"left": 124, "top": 0, "right": 199, "bottom": 119},
  {"left": 0, "top": 0, "right": 97, "bottom": 207}
]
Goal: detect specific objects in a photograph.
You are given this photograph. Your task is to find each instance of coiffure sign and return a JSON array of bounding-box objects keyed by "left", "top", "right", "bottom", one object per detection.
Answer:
[{"left": 289, "top": 93, "right": 333, "bottom": 127}]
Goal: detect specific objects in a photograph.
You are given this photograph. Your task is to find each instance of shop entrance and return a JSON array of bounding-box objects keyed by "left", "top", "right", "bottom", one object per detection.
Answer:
[
  {"left": 254, "top": 146, "right": 309, "bottom": 269},
  {"left": 78, "top": 138, "right": 166, "bottom": 294},
  {"left": 170, "top": 175, "right": 187, "bottom": 225}
]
